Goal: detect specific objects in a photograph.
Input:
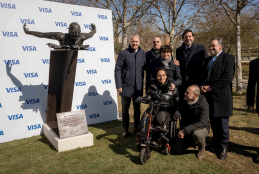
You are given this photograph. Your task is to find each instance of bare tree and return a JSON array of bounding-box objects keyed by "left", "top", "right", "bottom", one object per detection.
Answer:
[
  {"left": 220, "top": 0, "right": 258, "bottom": 94},
  {"left": 150, "top": 0, "right": 208, "bottom": 49}
]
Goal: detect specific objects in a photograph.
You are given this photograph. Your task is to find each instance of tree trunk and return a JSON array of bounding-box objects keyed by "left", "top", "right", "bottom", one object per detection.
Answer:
[
  {"left": 122, "top": 0, "right": 128, "bottom": 50},
  {"left": 235, "top": 5, "right": 242, "bottom": 94}
]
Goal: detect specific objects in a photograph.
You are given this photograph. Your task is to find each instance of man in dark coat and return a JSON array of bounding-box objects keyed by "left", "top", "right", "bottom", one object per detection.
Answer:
[
  {"left": 246, "top": 57, "right": 259, "bottom": 163},
  {"left": 173, "top": 85, "right": 210, "bottom": 159},
  {"left": 114, "top": 35, "right": 146, "bottom": 137},
  {"left": 201, "top": 38, "right": 235, "bottom": 160},
  {"left": 145, "top": 36, "right": 162, "bottom": 93},
  {"left": 175, "top": 29, "right": 208, "bottom": 98}
]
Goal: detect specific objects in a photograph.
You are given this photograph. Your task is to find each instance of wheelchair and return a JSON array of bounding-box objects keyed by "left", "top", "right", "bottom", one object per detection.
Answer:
[{"left": 136, "top": 99, "right": 178, "bottom": 165}]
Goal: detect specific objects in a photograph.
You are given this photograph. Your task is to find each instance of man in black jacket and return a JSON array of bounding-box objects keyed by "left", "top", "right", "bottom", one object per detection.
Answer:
[
  {"left": 175, "top": 29, "right": 208, "bottom": 98},
  {"left": 201, "top": 38, "right": 235, "bottom": 160},
  {"left": 115, "top": 35, "right": 146, "bottom": 137},
  {"left": 173, "top": 85, "right": 210, "bottom": 159},
  {"left": 246, "top": 57, "right": 259, "bottom": 163},
  {"left": 145, "top": 36, "right": 162, "bottom": 92}
]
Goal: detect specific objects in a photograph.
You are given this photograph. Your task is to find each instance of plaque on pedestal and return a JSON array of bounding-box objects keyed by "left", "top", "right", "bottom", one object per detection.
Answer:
[{"left": 57, "top": 110, "right": 88, "bottom": 139}]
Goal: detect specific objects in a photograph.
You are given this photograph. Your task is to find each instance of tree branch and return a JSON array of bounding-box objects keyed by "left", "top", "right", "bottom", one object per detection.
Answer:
[{"left": 220, "top": 0, "right": 236, "bottom": 25}]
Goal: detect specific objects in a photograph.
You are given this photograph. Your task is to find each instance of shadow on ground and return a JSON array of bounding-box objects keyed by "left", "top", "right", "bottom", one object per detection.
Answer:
[{"left": 89, "top": 120, "right": 141, "bottom": 164}]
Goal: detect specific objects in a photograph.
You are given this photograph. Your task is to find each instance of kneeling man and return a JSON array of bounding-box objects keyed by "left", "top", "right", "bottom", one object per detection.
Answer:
[{"left": 173, "top": 85, "right": 210, "bottom": 159}]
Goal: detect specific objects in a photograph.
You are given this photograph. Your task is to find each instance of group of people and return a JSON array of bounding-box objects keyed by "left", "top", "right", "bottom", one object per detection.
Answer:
[{"left": 114, "top": 29, "right": 255, "bottom": 161}]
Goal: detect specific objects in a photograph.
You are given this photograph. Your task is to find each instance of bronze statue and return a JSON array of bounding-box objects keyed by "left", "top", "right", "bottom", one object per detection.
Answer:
[{"left": 23, "top": 22, "right": 96, "bottom": 50}]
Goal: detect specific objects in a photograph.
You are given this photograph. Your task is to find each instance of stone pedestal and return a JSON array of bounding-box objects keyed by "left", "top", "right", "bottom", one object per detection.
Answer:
[{"left": 43, "top": 123, "right": 94, "bottom": 152}]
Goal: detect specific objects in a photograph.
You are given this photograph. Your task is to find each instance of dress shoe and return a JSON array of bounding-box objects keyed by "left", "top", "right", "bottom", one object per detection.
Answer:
[
  {"left": 218, "top": 148, "right": 227, "bottom": 160},
  {"left": 122, "top": 131, "right": 130, "bottom": 137},
  {"left": 197, "top": 147, "right": 206, "bottom": 159}
]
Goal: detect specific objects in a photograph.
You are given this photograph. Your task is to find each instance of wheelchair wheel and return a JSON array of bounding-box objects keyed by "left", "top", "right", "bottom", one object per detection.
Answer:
[
  {"left": 164, "top": 143, "right": 170, "bottom": 155},
  {"left": 170, "top": 120, "right": 177, "bottom": 138},
  {"left": 140, "top": 148, "right": 147, "bottom": 165}
]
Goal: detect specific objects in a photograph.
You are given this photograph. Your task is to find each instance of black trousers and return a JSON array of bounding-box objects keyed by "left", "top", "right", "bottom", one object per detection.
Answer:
[
  {"left": 121, "top": 96, "right": 141, "bottom": 131},
  {"left": 209, "top": 116, "right": 229, "bottom": 149}
]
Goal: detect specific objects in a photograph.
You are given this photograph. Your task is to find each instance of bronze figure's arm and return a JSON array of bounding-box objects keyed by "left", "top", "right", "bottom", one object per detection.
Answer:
[
  {"left": 81, "top": 23, "right": 96, "bottom": 41},
  {"left": 23, "top": 23, "right": 65, "bottom": 41}
]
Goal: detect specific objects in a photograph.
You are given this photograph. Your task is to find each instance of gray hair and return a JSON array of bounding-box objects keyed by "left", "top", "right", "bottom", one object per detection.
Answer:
[
  {"left": 210, "top": 38, "right": 223, "bottom": 46},
  {"left": 129, "top": 34, "right": 140, "bottom": 42},
  {"left": 189, "top": 84, "right": 200, "bottom": 97},
  {"left": 152, "top": 36, "right": 162, "bottom": 42}
]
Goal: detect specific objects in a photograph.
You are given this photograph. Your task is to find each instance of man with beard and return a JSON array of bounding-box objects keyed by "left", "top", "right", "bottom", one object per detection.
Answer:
[
  {"left": 23, "top": 22, "right": 96, "bottom": 49},
  {"left": 173, "top": 85, "right": 210, "bottom": 159},
  {"left": 200, "top": 38, "right": 235, "bottom": 160},
  {"left": 115, "top": 35, "right": 146, "bottom": 137},
  {"left": 174, "top": 29, "right": 208, "bottom": 98},
  {"left": 145, "top": 36, "right": 162, "bottom": 92}
]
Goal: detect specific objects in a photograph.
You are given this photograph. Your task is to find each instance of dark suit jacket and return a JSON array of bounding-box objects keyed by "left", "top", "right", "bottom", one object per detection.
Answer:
[
  {"left": 202, "top": 51, "right": 235, "bottom": 117},
  {"left": 176, "top": 42, "right": 208, "bottom": 90},
  {"left": 247, "top": 57, "right": 259, "bottom": 114}
]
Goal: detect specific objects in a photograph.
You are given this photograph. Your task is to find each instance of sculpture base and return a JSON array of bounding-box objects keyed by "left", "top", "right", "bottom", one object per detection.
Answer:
[{"left": 43, "top": 123, "right": 93, "bottom": 152}]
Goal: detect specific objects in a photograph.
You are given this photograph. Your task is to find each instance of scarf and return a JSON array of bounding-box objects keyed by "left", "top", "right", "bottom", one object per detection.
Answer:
[{"left": 160, "top": 56, "right": 172, "bottom": 69}]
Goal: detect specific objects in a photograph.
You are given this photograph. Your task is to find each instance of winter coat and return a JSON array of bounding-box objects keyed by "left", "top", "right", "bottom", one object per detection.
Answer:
[
  {"left": 146, "top": 48, "right": 160, "bottom": 93},
  {"left": 150, "top": 57, "right": 182, "bottom": 87},
  {"left": 146, "top": 79, "right": 180, "bottom": 113},
  {"left": 115, "top": 45, "right": 146, "bottom": 97},
  {"left": 202, "top": 51, "right": 235, "bottom": 117},
  {"left": 179, "top": 94, "right": 210, "bottom": 135}
]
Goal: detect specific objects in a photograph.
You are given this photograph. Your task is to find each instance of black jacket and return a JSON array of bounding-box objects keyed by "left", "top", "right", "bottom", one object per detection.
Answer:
[
  {"left": 247, "top": 57, "right": 259, "bottom": 114},
  {"left": 179, "top": 95, "right": 210, "bottom": 134},
  {"left": 176, "top": 42, "right": 208, "bottom": 89},
  {"left": 146, "top": 79, "right": 180, "bottom": 112},
  {"left": 146, "top": 48, "right": 160, "bottom": 93},
  {"left": 150, "top": 57, "right": 182, "bottom": 87},
  {"left": 202, "top": 51, "right": 235, "bottom": 117},
  {"left": 115, "top": 45, "right": 146, "bottom": 97}
]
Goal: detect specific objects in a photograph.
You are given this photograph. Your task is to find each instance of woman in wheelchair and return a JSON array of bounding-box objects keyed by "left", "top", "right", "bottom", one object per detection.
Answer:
[{"left": 136, "top": 67, "right": 181, "bottom": 146}]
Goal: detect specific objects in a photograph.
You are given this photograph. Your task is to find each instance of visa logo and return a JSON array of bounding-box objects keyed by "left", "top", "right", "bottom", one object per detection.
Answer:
[
  {"left": 25, "top": 98, "right": 40, "bottom": 105},
  {"left": 24, "top": 72, "right": 38, "bottom": 78},
  {"left": 20, "top": 19, "right": 35, "bottom": 24},
  {"left": 86, "top": 69, "right": 97, "bottom": 74},
  {"left": 22, "top": 46, "right": 36, "bottom": 51},
  {"left": 98, "top": 14, "right": 107, "bottom": 19},
  {"left": 42, "top": 59, "right": 50, "bottom": 64},
  {"left": 0, "top": 3, "right": 16, "bottom": 9},
  {"left": 27, "top": 124, "right": 41, "bottom": 130},
  {"left": 100, "top": 58, "right": 110, "bottom": 62},
  {"left": 103, "top": 101, "right": 113, "bottom": 105},
  {"left": 4, "top": 60, "right": 20, "bottom": 65},
  {"left": 75, "top": 81, "right": 86, "bottom": 86},
  {"left": 99, "top": 36, "right": 109, "bottom": 41},
  {"left": 77, "top": 58, "right": 85, "bottom": 63},
  {"left": 84, "top": 24, "right": 92, "bottom": 29},
  {"left": 6, "top": 87, "right": 21, "bottom": 93},
  {"left": 0, "top": 131, "right": 3, "bottom": 136},
  {"left": 89, "top": 113, "right": 100, "bottom": 119},
  {"left": 55, "top": 21, "right": 67, "bottom": 27},
  {"left": 1, "top": 31, "right": 18, "bottom": 37},
  {"left": 86, "top": 47, "right": 96, "bottom": 51},
  {"left": 0, "top": 103, "right": 2, "bottom": 108},
  {"left": 38, "top": 7, "right": 52, "bottom": 13},
  {"left": 8, "top": 114, "right": 23, "bottom": 120},
  {"left": 71, "top": 11, "right": 82, "bottom": 16},
  {"left": 102, "top": 79, "right": 111, "bottom": 84},
  {"left": 43, "top": 85, "right": 48, "bottom": 89},
  {"left": 88, "top": 91, "right": 98, "bottom": 97},
  {"left": 76, "top": 104, "right": 87, "bottom": 110}
]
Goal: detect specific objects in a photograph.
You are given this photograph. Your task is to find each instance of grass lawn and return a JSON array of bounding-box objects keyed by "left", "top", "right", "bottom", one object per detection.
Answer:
[{"left": 1, "top": 92, "right": 259, "bottom": 174}]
